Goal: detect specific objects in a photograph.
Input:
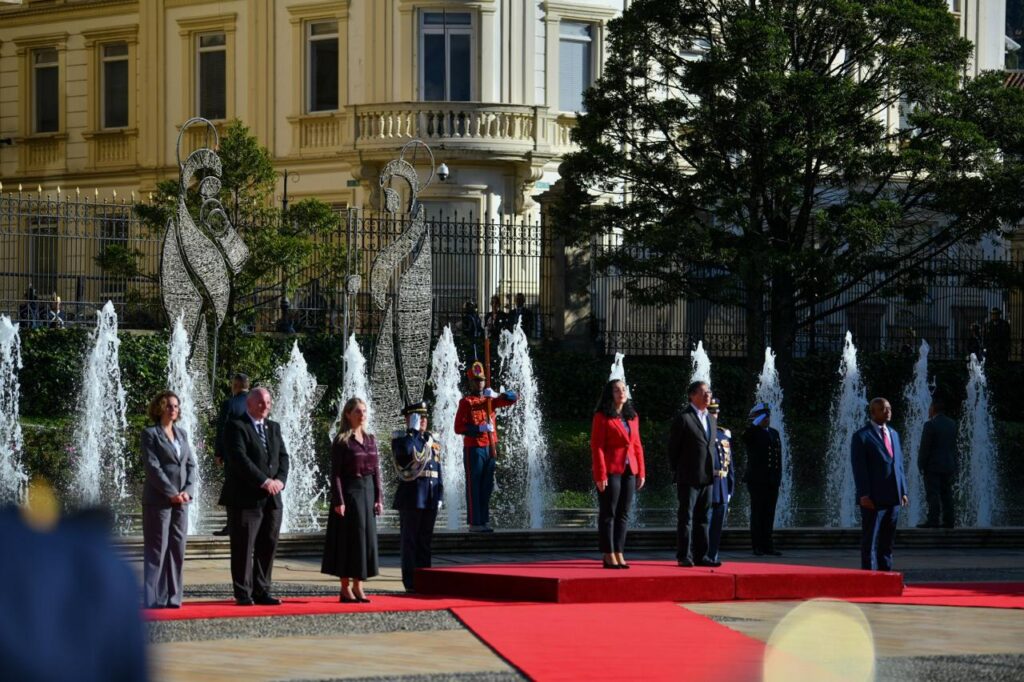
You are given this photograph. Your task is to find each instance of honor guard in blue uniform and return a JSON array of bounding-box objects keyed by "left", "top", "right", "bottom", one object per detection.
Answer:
[
  {"left": 706, "top": 398, "right": 735, "bottom": 564},
  {"left": 391, "top": 401, "right": 444, "bottom": 592}
]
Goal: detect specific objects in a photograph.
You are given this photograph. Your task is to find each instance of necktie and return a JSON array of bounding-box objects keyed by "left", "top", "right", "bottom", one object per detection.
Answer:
[
  {"left": 256, "top": 422, "right": 268, "bottom": 448},
  {"left": 880, "top": 426, "right": 893, "bottom": 458}
]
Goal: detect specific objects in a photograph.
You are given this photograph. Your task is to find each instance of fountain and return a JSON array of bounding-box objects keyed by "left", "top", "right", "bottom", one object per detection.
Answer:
[
  {"left": 274, "top": 342, "right": 326, "bottom": 532},
  {"left": 73, "top": 302, "right": 129, "bottom": 513},
  {"left": 825, "top": 332, "right": 867, "bottom": 527},
  {"left": 957, "top": 353, "right": 999, "bottom": 527},
  {"left": 0, "top": 316, "right": 28, "bottom": 505},
  {"left": 167, "top": 315, "right": 205, "bottom": 533},
  {"left": 608, "top": 353, "right": 631, "bottom": 398},
  {"left": 497, "top": 320, "right": 550, "bottom": 529},
  {"left": 689, "top": 341, "right": 712, "bottom": 387},
  {"left": 430, "top": 326, "right": 465, "bottom": 529},
  {"left": 754, "top": 347, "right": 794, "bottom": 527},
  {"left": 901, "top": 340, "right": 932, "bottom": 527},
  {"left": 330, "top": 334, "right": 375, "bottom": 442}
]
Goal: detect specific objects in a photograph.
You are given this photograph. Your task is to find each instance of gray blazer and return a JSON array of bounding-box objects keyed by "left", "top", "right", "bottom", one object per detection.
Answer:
[{"left": 140, "top": 424, "right": 197, "bottom": 506}]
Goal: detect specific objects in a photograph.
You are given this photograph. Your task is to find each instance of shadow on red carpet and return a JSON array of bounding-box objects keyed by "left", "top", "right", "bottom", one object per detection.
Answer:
[{"left": 851, "top": 582, "right": 1024, "bottom": 609}]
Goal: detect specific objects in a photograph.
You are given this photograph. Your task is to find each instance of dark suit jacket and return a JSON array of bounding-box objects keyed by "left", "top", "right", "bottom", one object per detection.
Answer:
[
  {"left": 220, "top": 417, "right": 290, "bottom": 509},
  {"left": 667, "top": 405, "right": 716, "bottom": 487},
  {"left": 918, "top": 414, "right": 958, "bottom": 475},
  {"left": 140, "top": 424, "right": 196, "bottom": 507},
  {"left": 851, "top": 422, "right": 909, "bottom": 508},
  {"left": 215, "top": 391, "right": 249, "bottom": 458}
]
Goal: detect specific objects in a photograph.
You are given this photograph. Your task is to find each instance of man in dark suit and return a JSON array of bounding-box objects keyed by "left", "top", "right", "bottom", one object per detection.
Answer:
[
  {"left": 221, "top": 387, "right": 289, "bottom": 605},
  {"left": 213, "top": 372, "right": 250, "bottom": 536},
  {"left": 668, "top": 381, "right": 718, "bottom": 567},
  {"left": 917, "top": 396, "right": 958, "bottom": 528},
  {"left": 851, "top": 397, "right": 909, "bottom": 571}
]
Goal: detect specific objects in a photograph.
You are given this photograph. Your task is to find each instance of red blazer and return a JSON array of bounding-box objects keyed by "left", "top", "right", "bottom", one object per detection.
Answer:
[{"left": 590, "top": 412, "right": 646, "bottom": 483}]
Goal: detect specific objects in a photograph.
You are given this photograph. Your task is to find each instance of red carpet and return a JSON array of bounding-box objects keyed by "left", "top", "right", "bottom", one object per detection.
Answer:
[
  {"left": 453, "top": 602, "right": 766, "bottom": 681},
  {"left": 416, "top": 560, "right": 903, "bottom": 603},
  {"left": 850, "top": 582, "right": 1024, "bottom": 609},
  {"left": 143, "top": 594, "right": 523, "bottom": 622}
]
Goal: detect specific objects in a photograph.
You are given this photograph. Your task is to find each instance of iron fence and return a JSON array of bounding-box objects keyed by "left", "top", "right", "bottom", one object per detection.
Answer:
[
  {"left": 0, "top": 192, "right": 554, "bottom": 342},
  {"left": 591, "top": 235, "right": 1024, "bottom": 361}
]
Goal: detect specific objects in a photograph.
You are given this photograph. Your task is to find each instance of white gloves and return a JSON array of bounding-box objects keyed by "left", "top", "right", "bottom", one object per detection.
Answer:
[
  {"left": 482, "top": 388, "right": 499, "bottom": 399},
  {"left": 479, "top": 422, "right": 495, "bottom": 433}
]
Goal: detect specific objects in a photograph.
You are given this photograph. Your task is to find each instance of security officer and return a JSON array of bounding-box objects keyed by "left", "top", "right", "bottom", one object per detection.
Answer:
[
  {"left": 706, "top": 397, "right": 734, "bottom": 564},
  {"left": 454, "top": 361, "right": 518, "bottom": 532},
  {"left": 391, "top": 401, "right": 443, "bottom": 592},
  {"left": 743, "top": 403, "right": 783, "bottom": 557}
]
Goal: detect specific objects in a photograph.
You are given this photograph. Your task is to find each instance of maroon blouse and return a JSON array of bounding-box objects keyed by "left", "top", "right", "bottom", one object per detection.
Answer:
[{"left": 329, "top": 433, "right": 383, "bottom": 507}]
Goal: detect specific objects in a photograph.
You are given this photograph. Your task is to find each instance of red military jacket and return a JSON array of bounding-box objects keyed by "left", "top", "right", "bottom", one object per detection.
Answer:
[{"left": 454, "top": 392, "right": 517, "bottom": 448}]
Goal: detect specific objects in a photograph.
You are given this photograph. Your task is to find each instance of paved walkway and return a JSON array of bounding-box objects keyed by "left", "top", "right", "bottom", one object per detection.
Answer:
[{"left": 142, "top": 548, "right": 1024, "bottom": 681}]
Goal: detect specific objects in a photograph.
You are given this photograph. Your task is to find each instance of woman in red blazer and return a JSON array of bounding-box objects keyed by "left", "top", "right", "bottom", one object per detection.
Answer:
[{"left": 591, "top": 379, "right": 646, "bottom": 569}]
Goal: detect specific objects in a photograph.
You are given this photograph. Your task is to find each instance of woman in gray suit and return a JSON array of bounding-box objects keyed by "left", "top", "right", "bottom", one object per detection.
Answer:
[{"left": 141, "top": 390, "right": 196, "bottom": 608}]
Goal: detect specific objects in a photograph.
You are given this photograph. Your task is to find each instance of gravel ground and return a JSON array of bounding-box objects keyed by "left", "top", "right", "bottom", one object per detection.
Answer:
[
  {"left": 147, "top": 610, "right": 462, "bottom": 644},
  {"left": 876, "top": 654, "right": 1024, "bottom": 682}
]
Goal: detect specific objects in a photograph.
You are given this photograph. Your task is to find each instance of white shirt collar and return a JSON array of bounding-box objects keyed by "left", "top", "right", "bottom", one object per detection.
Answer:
[
  {"left": 690, "top": 402, "right": 708, "bottom": 417},
  {"left": 249, "top": 414, "right": 265, "bottom": 428}
]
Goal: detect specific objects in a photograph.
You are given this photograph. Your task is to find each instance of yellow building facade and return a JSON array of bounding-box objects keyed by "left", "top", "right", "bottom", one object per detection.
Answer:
[{"left": 0, "top": 0, "right": 632, "bottom": 218}]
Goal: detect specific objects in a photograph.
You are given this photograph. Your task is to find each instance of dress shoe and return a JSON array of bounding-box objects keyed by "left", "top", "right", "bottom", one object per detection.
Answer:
[
  {"left": 753, "top": 549, "right": 765, "bottom": 556},
  {"left": 253, "top": 596, "right": 281, "bottom": 606},
  {"left": 767, "top": 550, "right": 783, "bottom": 557},
  {"left": 677, "top": 559, "right": 694, "bottom": 567},
  {"left": 697, "top": 559, "right": 722, "bottom": 568},
  {"left": 481, "top": 525, "right": 495, "bottom": 533},
  {"left": 468, "top": 525, "right": 486, "bottom": 533},
  {"left": 942, "top": 523, "right": 955, "bottom": 529},
  {"left": 619, "top": 562, "right": 631, "bottom": 569},
  {"left": 235, "top": 598, "right": 254, "bottom": 606},
  {"left": 339, "top": 593, "right": 357, "bottom": 603},
  {"left": 212, "top": 526, "right": 230, "bottom": 537},
  {"left": 601, "top": 560, "right": 620, "bottom": 569},
  {"left": 354, "top": 594, "right": 371, "bottom": 603},
  {"left": 916, "top": 522, "right": 939, "bottom": 529}
]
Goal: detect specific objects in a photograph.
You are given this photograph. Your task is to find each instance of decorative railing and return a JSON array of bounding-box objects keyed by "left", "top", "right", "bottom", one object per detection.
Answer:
[
  {"left": 19, "top": 135, "right": 66, "bottom": 173},
  {"left": 83, "top": 129, "right": 137, "bottom": 168},
  {"left": 287, "top": 112, "right": 348, "bottom": 155},
  {"left": 353, "top": 102, "right": 540, "bottom": 153}
]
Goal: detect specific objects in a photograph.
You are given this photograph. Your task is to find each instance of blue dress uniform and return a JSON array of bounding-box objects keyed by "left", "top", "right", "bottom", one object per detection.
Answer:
[
  {"left": 391, "top": 402, "right": 444, "bottom": 592},
  {"left": 707, "top": 425, "right": 735, "bottom": 563}
]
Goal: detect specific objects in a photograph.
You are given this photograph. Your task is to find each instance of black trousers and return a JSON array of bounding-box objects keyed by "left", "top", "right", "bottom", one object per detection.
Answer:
[
  {"left": 597, "top": 464, "right": 634, "bottom": 554},
  {"left": 398, "top": 505, "right": 439, "bottom": 591},
  {"left": 227, "top": 505, "right": 282, "bottom": 600},
  {"left": 676, "top": 483, "right": 711, "bottom": 563},
  {"left": 748, "top": 484, "right": 779, "bottom": 552},
  {"left": 924, "top": 471, "right": 955, "bottom": 528}
]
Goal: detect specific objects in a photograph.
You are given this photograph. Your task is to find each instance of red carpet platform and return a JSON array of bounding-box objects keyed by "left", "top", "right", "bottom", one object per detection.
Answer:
[
  {"left": 416, "top": 560, "right": 904, "bottom": 603},
  {"left": 852, "top": 582, "right": 1024, "bottom": 609},
  {"left": 452, "top": 602, "right": 768, "bottom": 682}
]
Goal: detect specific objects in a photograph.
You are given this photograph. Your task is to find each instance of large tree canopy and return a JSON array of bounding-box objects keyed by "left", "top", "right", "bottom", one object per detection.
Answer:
[{"left": 555, "top": 0, "right": 1024, "bottom": 368}]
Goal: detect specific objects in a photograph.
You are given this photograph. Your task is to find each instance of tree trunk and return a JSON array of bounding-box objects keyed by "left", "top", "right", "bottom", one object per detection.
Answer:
[{"left": 770, "top": 271, "right": 797, "bottom": 389}]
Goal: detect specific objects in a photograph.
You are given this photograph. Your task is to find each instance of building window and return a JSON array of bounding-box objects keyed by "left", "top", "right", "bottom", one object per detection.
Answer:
[
  {"left": 32, "top": 48, "right": 60, "bottom": 133},
  {"left": 559, "top": 21, "right": 593, "bottom": 113},
  {"left": 196, "top": 32, "right": 227, "bottom": 120},
  {"left": 101, "top": 43, "right": 129, "bottom": 129},
  {"left": 947, "top": 0, "right": 961, "bottom": 12},
  {"left": 420, "top": 11, "right": 473, "bottom": 101},
  {"left": 307, "top": 20, "right": 339, "bottom": 112}
]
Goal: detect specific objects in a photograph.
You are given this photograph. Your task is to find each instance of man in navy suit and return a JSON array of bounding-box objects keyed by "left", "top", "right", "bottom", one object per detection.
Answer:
[
  {"left": 706, "top": 397, "right": 734, "bottom": 564},
  {"left": 851, "top": 397, "right": 909, "bottom": 571}
]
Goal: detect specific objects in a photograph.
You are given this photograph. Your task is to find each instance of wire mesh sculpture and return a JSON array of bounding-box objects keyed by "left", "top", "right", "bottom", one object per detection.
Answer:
[
  {"left": 368, "top": 141, "right": 436, "bottom": 434},
  {"left": 160, "top": 118, "right": 249, "bottom": 408}
]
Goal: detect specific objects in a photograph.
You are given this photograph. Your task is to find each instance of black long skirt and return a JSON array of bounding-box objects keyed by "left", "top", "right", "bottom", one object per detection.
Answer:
[{"left": 321, "top": 476, "right": 379, "bottom": 580}]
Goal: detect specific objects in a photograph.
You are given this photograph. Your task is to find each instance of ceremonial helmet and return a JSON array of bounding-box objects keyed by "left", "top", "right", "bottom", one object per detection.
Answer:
[
  {"left": 748, "top": 402, "right": 771, "bottom": 426},
  {"left": 467, "top": 360, "right": 486, "bottom": 381}
]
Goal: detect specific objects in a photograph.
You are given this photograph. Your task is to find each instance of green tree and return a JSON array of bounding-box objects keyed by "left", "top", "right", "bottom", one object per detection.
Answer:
[{"left": 555, "top": 0, "right": 1024, "bottom": 372}]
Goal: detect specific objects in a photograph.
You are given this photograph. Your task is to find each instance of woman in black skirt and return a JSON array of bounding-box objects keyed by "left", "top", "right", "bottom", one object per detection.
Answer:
[{"left": 321, "top": 397, "right": 383, "bottom": 603}]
